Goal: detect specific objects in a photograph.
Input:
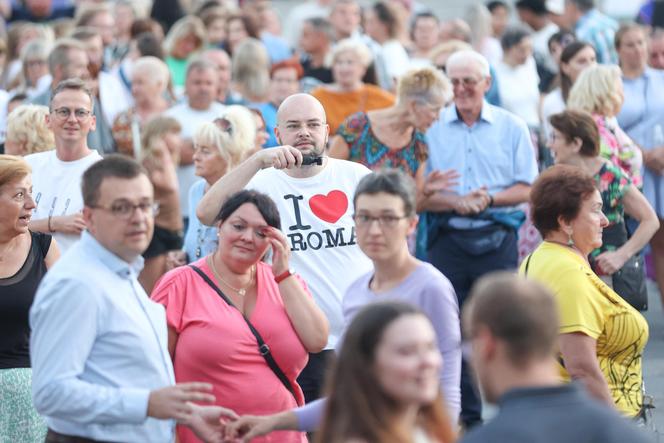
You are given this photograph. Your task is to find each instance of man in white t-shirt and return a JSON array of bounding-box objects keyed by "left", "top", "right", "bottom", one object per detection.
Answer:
[
  {"left": 197, "top": 93, "right": 373, "bottom": 403},
  {"left": 164, "top": 59, "right": 225, "bottom": 221},
  {"left": 27, "top": 78, "right": 103, "bottom": 253}
]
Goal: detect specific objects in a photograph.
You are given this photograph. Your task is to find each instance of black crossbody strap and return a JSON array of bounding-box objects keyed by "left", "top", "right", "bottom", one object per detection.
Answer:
[{"left": 188, "top": 265, "right": 301, "bottom": 405}]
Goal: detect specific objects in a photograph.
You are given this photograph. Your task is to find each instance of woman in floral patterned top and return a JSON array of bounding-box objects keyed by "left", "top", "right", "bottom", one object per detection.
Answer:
[
  {"left": 329, "top": 66, "right": 457, "bottom": 202},
  {"left": 548, "top": 110, "right": 658, "bottom": 280},
  {"left": 568, "top": 65, "right": 643, "bottom": 188}
]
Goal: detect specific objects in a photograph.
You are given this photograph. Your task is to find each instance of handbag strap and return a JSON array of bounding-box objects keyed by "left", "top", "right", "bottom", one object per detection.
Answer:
[{"left": 188, "top": 265, "right": 301, "bottom": 405}]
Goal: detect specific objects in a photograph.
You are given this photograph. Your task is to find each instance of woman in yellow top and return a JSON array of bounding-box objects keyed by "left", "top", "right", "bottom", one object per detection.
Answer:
[
  {"left": 520, "top": 164, "right": 649, "bottom": 418},
  {"left": 310, "top": 39, "right": 394, "bottom": 134}
]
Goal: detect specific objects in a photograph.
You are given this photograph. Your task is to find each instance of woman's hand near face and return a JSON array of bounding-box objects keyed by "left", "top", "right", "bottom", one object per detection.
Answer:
[{"left": 265, "top": 227, "right": 290, "bottom": 276}]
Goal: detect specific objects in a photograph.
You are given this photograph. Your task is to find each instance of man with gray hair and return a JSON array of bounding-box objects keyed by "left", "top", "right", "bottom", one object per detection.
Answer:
[
  {"left": 460, "top": 273, "right": 650, "bottom": 443},
  {"left": 164, "top": 58, "right": 225, "bottom": 223},
  {"left": 563, "top": 0, "right": 618, "bottom": 64},
  {"left": 420, "top": 49, "right": 537, "bottom": 428}
]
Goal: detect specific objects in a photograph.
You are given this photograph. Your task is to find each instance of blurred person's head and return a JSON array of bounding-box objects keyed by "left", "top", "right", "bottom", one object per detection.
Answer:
[
  {"left": 47, "top": 38, "right": 90, "bottom": 86},
  {"left": 269, "top": 58, "right": 303, "bottom": 107},
  {"left": 330, "top": 39, "right": 373, "bottom": 90},
  {"left": 0, "top": 154, "right": 35, "bottom": 238},
  {"left": 200, "top": 7, "right": 229, "bottom": 47},
  {"left": 7, "top": 22, "right": 51, "bottom": 64},
  {"left": 563, "top": 0, "right": 595, "bottom": 27},
  {"left": 501, "top": 26, "right": 533, "bottom": 67},
  {"left": 130, "top": 32, "right": 165, "bottom": 60},
  {"left": 300, "top": 17, "right": 334, "bottom": 55},
  {"left": 113, "top": 0, "right": 137, "bottom": 42},
  {"left": 193, "top": 122, "right": 235, "bottom": 183},
  {"left": 429, "top": 39, "right": 473, "bottom": 71},
  {"left": 465, "top": 3, "right": 494, "bottom": 51},
  {"left": 463, "top": 273, "right": 560, "bottom": 403},
  {"left": 529, "top": 163, "right": 607, "bottom": 254},
  {"left": 202, "top": 48, "right": 232, "bottom": 101},
  {"left": 446, "top": 50, "right": 491, "bottom": 119},
  {"left": 649, "top": 28, "right": 664, "bottom": 70},
  {"left": 130, "top": 56, "right": 170, "bottom": 106},
  {"left": 547, "top": 109, "right": 600, "bottom": 164},
  {"left": 184, "top": 58, "right": 219, "bottom": 110},
  {"left": 7, "top": 93, "right": 28, "bottom": 115},
  {"left": 395, "top": 67, "right": 451, "bottom": 131},
  {"left": 5, "top": 104, "right": 54, "bottom": 156},
  {"left": 438, "top": 18, "right": 472, "bottom": 44},
  {"left": 20, "top": 38, "right": 51, "bottom": 88},
  {"left": 410, "top": 12, "right": 440, "bottom": 56},
  {"left": 487, "top": 0, "right": 509, "bottom": 38},
  {"left": 559, "top": 41, "right": 596, "bottom": 102},
  {"left": 515, "top": 0, "right": 550, "bottom": 29},
  {"left": 317, "top": 302, "right": 454, "bottom": 443},
  {"left": 69, "top": 27, "right": 104, "bottom": 79},
  {"left": 225, "top": 14, "right": 259, "bottom": 55},
  {"left": 615, "top": 23, "right": 647, "bottom": 74},
  {"left": 363, "top": 1, "right": 404, "bottom": 44},
  {"left": 75, "top": 4, "right": 115, "bottom": 47},
  {"left": 130, "top": 18, "right": 165, "bottom": 41},
  {"left": 248, "top": 108, "right": 268, "bottom": 151},
  {"left": 232, "top": 38, "right": 270, "bottom": 102},
  {"left": 163, "top": 15, "right": 206, "bottom": 60},
  {"left": 140, "top": 115, "right": 182, "bottom": 163},
  {"left": 547, "top": 30, "right": 576, "bottom": 66},
  {"left": 329, "top": 0, "right": 362, "bottom": 41},
  {"left": 568, "top": 64, "right": 623, "bottom": 117}
]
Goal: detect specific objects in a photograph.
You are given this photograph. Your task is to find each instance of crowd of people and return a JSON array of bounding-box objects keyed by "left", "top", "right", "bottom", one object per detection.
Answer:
[{"left": 0, "top": 0, "right": 663, "bottom": 441}]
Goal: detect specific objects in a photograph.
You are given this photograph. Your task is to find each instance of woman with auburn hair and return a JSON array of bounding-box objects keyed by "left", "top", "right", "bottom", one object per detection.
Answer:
[
  {"left": 0, "top": 155, "right": 59, "bottom": 442},
  {"left": 568, "top": 64, "right": 642, "bottom": 189},
  {"left": 4, "top": 105, "right": 54, "bottom": 156},
  {"left": 317, "top": 302, "right": 456, "bottom": 443}
]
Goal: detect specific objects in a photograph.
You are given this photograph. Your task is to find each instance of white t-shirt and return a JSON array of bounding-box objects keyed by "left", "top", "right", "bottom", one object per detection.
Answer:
[
  {"left": 494, "top": 57, "right": 541, "bottom": 127},
  {"left": 164, "top": 101, "right": 226, "bottom": 217},
  {"left": 247, "top": 158, "right": 374, "bottom": 349},
  {"left": 26, "top": 150, "right": 103, "bottom": 253},
  {"left": 541, "top": 87, "right": 565, "bottom": 141}
]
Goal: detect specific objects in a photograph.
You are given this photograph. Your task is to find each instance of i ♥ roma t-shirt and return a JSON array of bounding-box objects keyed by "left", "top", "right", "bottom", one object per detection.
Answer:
[{"left": 246, "top": 158, "right": 373, "bottom": 349}]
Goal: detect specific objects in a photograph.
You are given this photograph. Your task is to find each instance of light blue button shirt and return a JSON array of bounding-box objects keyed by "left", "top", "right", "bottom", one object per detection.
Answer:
[
  {"left": 30, "top": 231, "right": 176, "bottom": 442},
  {"left": 425, "top": 102, "right": 538, "bottom": 198}
]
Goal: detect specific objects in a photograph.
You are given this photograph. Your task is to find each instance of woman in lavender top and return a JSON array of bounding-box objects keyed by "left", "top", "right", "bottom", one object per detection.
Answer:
[{"left": 227, "top": 169, "right": 461, "bottom": 440}]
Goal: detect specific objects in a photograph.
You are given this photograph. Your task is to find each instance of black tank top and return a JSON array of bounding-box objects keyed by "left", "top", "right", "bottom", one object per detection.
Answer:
[{"left": 0, "top": 231, "right": 51, "bottom": 368}]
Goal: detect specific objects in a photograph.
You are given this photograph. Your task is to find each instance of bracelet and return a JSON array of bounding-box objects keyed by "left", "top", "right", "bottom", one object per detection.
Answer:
[
  {"left": 275, "top": 268, "right": 294, "bottom": 284},
  {"left": 47, "top": 216, "right": 55, "bottom": 233}
]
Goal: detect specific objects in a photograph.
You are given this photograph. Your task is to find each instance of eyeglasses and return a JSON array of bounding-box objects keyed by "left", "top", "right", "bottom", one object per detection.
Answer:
[
  {"left": 90, "top": 200, "right": 159, "bottom": 219},
  {"left": 449, "top": 77, "right": 483, "bottom": 88},
  {"left": 51, "top": 107, "right": 92, "bottom": 120},
  {"left": 353, "top": 214, "right": 408, "bottom": 229}
]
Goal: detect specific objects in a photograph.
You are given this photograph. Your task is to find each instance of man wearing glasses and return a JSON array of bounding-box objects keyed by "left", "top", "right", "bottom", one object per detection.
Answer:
[
  {"left": 26, "top": 78, "right": 103, "bottom": 253},
  {"left": 30, "top": 155, "right": 236, "bottom": 443},
  {"left": 420, "top": 50, "right": 538, "bottom": 429}
]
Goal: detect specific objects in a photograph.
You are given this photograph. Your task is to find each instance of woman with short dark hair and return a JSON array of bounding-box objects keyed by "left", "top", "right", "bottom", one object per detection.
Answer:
[
  {"left": 151, "top": 189, "right": 328, "bottom": 443},
  {"left": 521, "top": 164, "right": 649, "bottom": 419}
]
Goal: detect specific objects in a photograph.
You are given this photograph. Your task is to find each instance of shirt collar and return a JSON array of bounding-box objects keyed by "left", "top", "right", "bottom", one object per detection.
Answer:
[
  {"left": 80, "top": 231, "right": 145, "bottom": 278},
  {"left": 443, "top": 101, "right": 494, "bottom": 125}
]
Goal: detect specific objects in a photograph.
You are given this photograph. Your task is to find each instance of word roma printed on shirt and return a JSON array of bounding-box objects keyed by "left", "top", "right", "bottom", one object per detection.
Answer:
[{"left": 283, "top": 190, "right": 357, "bottom": 252}]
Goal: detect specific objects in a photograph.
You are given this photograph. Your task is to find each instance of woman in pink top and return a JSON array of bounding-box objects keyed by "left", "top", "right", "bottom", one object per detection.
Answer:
[{"left": 151, "top": 190, "right": 328, "bottom": 443}]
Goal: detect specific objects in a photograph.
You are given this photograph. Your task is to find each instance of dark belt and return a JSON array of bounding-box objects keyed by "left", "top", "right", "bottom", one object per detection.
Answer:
[{"left": 45, "top": 429, "right": 110, "bottom": 443}]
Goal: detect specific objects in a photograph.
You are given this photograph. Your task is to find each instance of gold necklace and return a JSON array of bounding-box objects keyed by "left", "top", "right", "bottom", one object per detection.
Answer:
[{"left": 207, "top": 255, "right": 255, "bottom": 296}]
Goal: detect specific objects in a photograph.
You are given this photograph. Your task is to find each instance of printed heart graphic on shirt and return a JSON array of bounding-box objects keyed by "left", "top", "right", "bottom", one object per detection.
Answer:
[{"left": 309, "top": 190, "right": 348, "bottom": 223}]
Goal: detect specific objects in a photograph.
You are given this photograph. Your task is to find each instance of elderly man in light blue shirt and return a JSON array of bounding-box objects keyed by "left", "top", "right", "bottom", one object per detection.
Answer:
[
  {"left": 30, "top": 156, "right": 235, "bottom": 443},
  {"left": 421, "top": 49, "right": 538, "bottom": 430}
]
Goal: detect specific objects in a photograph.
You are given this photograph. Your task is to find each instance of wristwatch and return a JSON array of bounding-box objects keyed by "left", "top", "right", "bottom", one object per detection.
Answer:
[{"left": 275, "top": 268, "right": 295, "bottom": 283}]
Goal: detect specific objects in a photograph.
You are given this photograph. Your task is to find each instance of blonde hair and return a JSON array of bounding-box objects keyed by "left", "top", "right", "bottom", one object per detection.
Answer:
[
  {"left": 0, "top": 154, "right": 31, "bottom": 189},
  {"left": 194, "top": 105, "right": 256, "bottom": 169},
  {"left": 568, "top": 64, "right": 623, "bottom": 116},
  {"left": 131, "top": 56, "right": 170, "bottom": 91},
  {"left": 329, "top": 39, "right": 373, "bottom": 68},
  {"left": 396, "top": 67, "right": 452, "bottom": 106},
  {"left": 163, "top": 15, "right": 206, "bottom": 57},
  {"left": 6, "top": 105, "right": 55, "bottom": 155},
  {"left": 232, "top": 38, "right": 270, "bottom": 100},
  {"left": 140, "top": 115, "right": 182, "bottom": 163}
]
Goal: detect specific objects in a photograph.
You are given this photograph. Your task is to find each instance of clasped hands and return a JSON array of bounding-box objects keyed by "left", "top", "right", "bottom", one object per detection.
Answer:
[
  {"left": 453, "top": 187, "right": 492, "bottom": 215},
  {"left": 183, "top": 406, "right": 280, "bottom": 443}
]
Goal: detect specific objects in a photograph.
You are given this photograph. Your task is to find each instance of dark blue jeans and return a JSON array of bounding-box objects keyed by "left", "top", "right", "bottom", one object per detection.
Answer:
[{"left": 427, "top": 224, "right": 518, "bottom": 429}]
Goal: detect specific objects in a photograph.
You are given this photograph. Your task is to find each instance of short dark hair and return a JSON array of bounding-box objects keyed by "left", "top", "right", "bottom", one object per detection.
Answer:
[
  {"left": 135, "top": 32, "right": 165, "bottom": 59},
  {"left": 215, "top": 189, "right": 281, "bottom": 229},
  {"left": 569, "top": 0, "right": 595, "bottom": 13},
  {"left": 530, "top": 164, "right": 597, "bottom": 237},
  {"left": 82, "top": 155, "right": 147, "bottom": 207},
  {"left": 547, "top": 29, "right": 576, "bottom": 53},
  {"left": 371, "top": 1, "right": 403, "bottom": 40},
  {"left": 486, "top": 0, "right": 508, "bottom": 13},
  {"left": 50, "top": 78, "right": 94, "bottom": 110},
  {"left": 549, "top": 110, "right": 600, "bottom": 157},
  {"left": 515, "top": 0, "right": 548, "bottom": 15},
  {"left": 464, "top": 272, "right": 559, "bottom": 366},
  {"left": 501, "top": 25, "right": 532, "bottom": 51},
  {"left": 410, "top": 11, "right": 439, "bottom": 39},
  {"left": 304, "top": 17, "right": 335, "bottom": 42},
  {"left": 353, "top": 169, "right": 417, "bottom": 217}
]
